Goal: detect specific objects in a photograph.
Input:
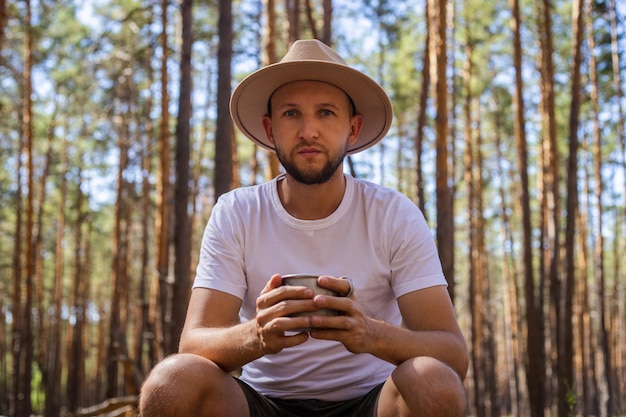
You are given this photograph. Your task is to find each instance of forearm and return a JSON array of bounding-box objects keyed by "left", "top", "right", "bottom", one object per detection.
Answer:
[
  {"left": 366, "top": 318, "right": 469, "bottom": 379},
  {"left": 179, "top": 320, "right": 263, "bottom": 373}
]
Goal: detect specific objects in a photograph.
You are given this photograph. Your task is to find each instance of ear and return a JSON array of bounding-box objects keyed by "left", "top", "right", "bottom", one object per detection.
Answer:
[
  {"left": 348, "top": 114, "right": 363, "bottom": 146},
  {"left": 262, "top": 116, "right": 274, "bottom": 145}
]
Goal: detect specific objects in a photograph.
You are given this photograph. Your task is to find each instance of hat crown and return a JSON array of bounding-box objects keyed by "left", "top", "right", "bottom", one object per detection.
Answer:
[{"left": 281, "top": 40, "right": 347, "bottom": 66}]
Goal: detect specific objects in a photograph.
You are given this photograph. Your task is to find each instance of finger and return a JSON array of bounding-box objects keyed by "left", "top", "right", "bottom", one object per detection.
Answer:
[
  {"left": 271, "top": 298, "right": 321, "bottom": 318},
  {"left": 317, "top": 276, "right": 354, "bottom": 296},
  {"left": 257, "top": 288, "right": 316, "bottom": 313},
  {"left": 257, "top": 275, "right": 284, "bottom": 311},
  {"left": 308, "top": 314, "right": 353, "bottom": 338},
  {"left": 263, "top": 316, "right": 314, "bottom": 337},
  {"left": 341, "top": 277, "right": 354, "bottom": 298},
  {"left": 258, "top": 319, "right": 310, "bottom": 353},
  {"left": 312, "top": 294, "right": 352, "bottom": 316},
  {"left": 260, "top": 274, "right": 284, "bottom": 295},
  {"left": 258, "top": 274, "right": 308, "bottom": 310}
]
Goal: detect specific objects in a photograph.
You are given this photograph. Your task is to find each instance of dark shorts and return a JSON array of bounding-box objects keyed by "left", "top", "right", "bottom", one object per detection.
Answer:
[{"left": 233, "top": 378, "right": 384, "bottom": 417}]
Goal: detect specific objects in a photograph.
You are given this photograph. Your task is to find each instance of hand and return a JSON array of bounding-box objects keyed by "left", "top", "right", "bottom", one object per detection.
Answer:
[
  {"left": 254, "top": 274, "right": 317, "bottom": 354},
  {"left": 308, "top": 276, "right": 374, "bottom": 354}
]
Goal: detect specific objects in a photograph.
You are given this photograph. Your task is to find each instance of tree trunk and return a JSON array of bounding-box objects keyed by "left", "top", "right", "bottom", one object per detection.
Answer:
[
  {"left": 263, "top": 0, "right": 281, "bottom": 180},
  {"left": 15, "top": 0, "right": 34, "bottom": 414},
  {"left": 321, "top": 0, "right": 332, "bottom": 45},
  {"left": 536, "top": 0, "right": 560, "bottom": 412},
  {"left": 68, "top": 167, "right": 87, "bottom": 411},
  {"left": 587, "top": 3, "right": 613, "bottom": 413},
  {"left": 35, "top": 95, "right": 59, "bottom": 417},
  {"left": 136, "top": 66, "right": 155, "bottom": 379},
  {"left": 511, "top": 0, "right": 545, "bottom": 414},
  {"left": 414, "top": 0, "right": 430, "bottom": 215},
  {"left": 560, "top": 0, "right": 584, "bottom": 415},
  {"left": 286, "top": 0, "right": 300, "bottom": 45},
  {"left": 608, "top": 0, "right": 626, "bottom": 408},
  {"left": 172, "top": 0, "right": 194, "bottom": 354},
  {"left": 462, "top": 41, "right": 481, "bottom": 417},
  {"left": 46, "top": 120, "right": 68, "bottom": 417},
  {"left": 106, "top": 99, "right": 131, "bottom": 398},
  {"left": 11, "top": 137, "right": 23, "bottom": 417},
  {"left": 575, "top": 197, "right": 594, "bottom": 417},
  {"left": 303, "top": 0, "right": 318, "bottom": 39},
  {"left": 430, "top": 0, "right": 454, "bottom": 301},
  {"left": 0, "top": 0, "right": 6, "bottom": 54},
  {"left": 465, "top": 96, "right": 484, "bottom": 417},
  {"left": 475, "top": 107, "right": 498, "bottom": 417},
  {"left": 494, "top": 102, "right": 523, "bottom": 416},
  {"left": 155, "top": 0, "right": 172, "bottom": 361},
  {"left": 214, "top": 0, "right": 234, "bottom": 200}
]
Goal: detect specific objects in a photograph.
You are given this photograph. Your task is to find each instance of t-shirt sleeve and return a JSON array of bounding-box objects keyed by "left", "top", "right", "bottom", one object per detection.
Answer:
[
  {"left": 193, "top": 194, "right": 247, "bottom": 299},
  {"left": 388, "top": 197, "right": 447, "bottom": 298}
]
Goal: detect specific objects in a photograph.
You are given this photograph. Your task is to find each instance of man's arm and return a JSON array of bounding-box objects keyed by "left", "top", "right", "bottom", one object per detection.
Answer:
[
  {"left": 308, "top": 283, "right": 469, "bottom": 379},
  {"left": 178, "top": 288, "right": 262, "bottom": 373},
  {"left": 395, "top": 285, "right": 468, "bottom": 378},
  {"left": 179, "top": 275, "right": 322, "bottom": 373}
]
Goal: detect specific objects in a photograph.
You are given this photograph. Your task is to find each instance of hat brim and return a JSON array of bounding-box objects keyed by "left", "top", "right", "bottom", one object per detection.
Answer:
[{"left": 230, "top": 60, "right": 393, "bottom": 156}]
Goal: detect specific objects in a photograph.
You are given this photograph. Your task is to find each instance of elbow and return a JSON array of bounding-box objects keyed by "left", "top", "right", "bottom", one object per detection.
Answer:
[{"left": 177, "top": 328, "right": 196, "bottom": 354}]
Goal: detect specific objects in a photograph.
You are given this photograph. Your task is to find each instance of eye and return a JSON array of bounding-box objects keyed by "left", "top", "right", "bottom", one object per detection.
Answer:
[
  {"left": 283, "top": 109, "right": 298, "bottom": 117},
  {"left": 320, "top": 109, "right": 335, "bottom": 117}
]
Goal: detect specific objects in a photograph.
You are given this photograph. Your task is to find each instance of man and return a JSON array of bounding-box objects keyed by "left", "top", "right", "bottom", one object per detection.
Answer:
[{"left": 140, "top": 39, "right": 468, "bottom": 417}]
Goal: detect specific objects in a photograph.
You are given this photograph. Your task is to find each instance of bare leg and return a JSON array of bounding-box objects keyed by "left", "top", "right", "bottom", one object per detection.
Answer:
[
  {"left": 139, "top": 353, "right": 250, "bottom": 417},
  {"left": 376, "top": 357, "right": 466, "bottom": 417}
]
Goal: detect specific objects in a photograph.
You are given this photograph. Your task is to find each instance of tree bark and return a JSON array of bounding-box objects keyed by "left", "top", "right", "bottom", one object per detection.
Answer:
[
  {"left": 263, "top": 0, "right": 281, "bottom": 180},
  {"left": 430, "top": 0, "right": 455, "bottom": 301},
  {"left": 106, "top": 94, "right": 132, "bottom": 398},
  {"left": 46, "top": 118, "right": 68, "bottom": 417},
  {"left": 512, "top": 0, "right": 545, "bottom": 414},
  {"left": 35, "top": 95, "right": 59, "bottom": 417},
  {"left": 536, "top": 0, "right": 560, "bottom": 411},
  {"left": 303, "top": 0, "right": 318, "bottom": 39},
  {"left": 608, "top": 0, "right": 626, "bottom": 408},
  {"left": 68, "top": 167, "right": 87, "bottom": 411},
  {"left": 560, "top": 0, "right": 584, "bottom": 415},
  {"left": 321, "top": 0, "right": 332, "bottom": 45},
  {"left": 15, "top": 0, "right": 35, "bottom": 414},
  {"left": 494, "top": 99, "right": 523, "bottom": 416},
  {"left": 171, "top": 0, "right": 194, "bottom": 354},
  {"left": 155, "top": 0, "right": 172, "bottom": 361},
  {"left": 414, "top": 0, "right": 430, "bottom": 215},
  {"left": 587, "top": 3, "right": 613, "bottom": 413},
  {"left": 214, "top": 0, "right": 234, "bottom": 200},
  {"left": 136, "top": 59, "right": 155, "bottom": 379},
  {"left": 286, "top": 0, "right": 300, "bottom": 45},
  {"left": 0, "top": 0, "right": 6, "bottom": 54}
]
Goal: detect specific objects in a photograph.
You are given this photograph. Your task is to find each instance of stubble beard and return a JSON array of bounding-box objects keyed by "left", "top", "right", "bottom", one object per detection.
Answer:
[{"left": 275, "top": 141, "right": 349, "bottom": 185}]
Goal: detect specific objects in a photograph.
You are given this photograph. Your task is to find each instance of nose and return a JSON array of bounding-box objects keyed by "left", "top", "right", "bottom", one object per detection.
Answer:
[{"left": 298, "top": 114, "right": 320, "bottom": 141}]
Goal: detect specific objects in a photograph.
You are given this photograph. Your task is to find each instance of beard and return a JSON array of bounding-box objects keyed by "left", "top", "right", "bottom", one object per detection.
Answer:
[{"left": 275, "top": 140, "right": 348, "bottom": 185}]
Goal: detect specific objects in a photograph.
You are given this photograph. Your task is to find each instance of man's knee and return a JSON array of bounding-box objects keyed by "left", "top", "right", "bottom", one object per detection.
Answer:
[
  {"left": 139, "top": 354, "right": 229, "bottom": 416},
  {"left": 389, "top": 357, "right": 467, "bottom": 416}
]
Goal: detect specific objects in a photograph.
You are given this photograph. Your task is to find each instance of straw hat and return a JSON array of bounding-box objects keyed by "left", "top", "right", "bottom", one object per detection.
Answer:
[{"left": 230, "top": 39, "right": 393, "bottom": 155}]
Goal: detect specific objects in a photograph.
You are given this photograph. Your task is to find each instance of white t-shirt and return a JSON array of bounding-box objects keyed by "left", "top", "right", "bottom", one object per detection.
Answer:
[{"left": 193, "top": 174, "right": 447, "bottom": 401}]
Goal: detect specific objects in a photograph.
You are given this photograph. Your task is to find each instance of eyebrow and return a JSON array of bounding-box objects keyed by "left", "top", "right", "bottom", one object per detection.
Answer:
[{"left": 267, "top": 92, "right": 356, "bottom": 116}]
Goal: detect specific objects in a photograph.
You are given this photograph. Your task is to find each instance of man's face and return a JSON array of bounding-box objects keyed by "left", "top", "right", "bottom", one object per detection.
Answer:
[{"left": 263, "top": 81, "right": 362, "bottom": 185}]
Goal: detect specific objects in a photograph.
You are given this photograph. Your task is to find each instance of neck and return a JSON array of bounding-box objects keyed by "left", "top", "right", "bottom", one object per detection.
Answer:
[{"left": 277, "top": 170, "right": 346, "bottom": 220}]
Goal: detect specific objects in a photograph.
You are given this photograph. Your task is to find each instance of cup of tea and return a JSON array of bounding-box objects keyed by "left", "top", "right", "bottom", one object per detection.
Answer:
[{"left": 281, "top": 274, "right": 339, "bottom": 317}]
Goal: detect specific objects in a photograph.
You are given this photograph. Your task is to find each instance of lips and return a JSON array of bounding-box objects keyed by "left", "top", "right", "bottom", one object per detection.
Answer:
[
  {"left": 299, "top": 148, "right": 321, "bottom": 156},
  {"left": 295, "top": 144, "right": 324, "bottom": 157}
]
